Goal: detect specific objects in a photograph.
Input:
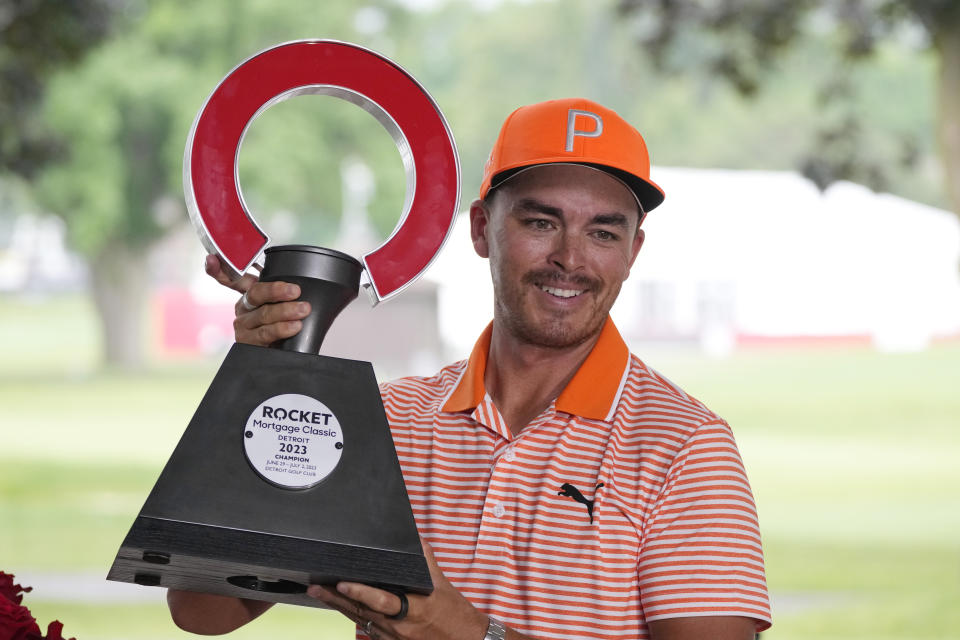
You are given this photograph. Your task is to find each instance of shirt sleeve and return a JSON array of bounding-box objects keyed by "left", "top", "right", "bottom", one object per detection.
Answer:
[{"left": 636, "top": 419, "right": 772, "bottom": 631}]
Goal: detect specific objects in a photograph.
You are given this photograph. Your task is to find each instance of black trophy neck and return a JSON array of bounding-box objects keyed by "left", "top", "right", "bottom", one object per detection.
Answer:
[{"left": 258, "top": 245, "right": 362, "bottom": 355}]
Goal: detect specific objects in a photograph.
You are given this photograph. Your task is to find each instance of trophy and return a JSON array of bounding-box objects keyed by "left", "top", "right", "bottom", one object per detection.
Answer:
[{"left": 107, "top": 40, "right": 460, "bottom": 607}]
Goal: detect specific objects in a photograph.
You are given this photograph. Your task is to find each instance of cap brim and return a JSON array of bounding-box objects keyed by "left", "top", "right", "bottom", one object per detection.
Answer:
[
  {"left": 592, "top": 164, "right": 665, "bottom": 213},
  {"left": 490, "top": 162, "right": 665, "bottom": 213}
]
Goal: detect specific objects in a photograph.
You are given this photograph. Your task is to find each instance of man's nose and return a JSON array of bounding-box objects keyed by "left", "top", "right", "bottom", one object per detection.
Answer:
[{"left": 548, "top": 232, "right": 586, "bottom": 272}]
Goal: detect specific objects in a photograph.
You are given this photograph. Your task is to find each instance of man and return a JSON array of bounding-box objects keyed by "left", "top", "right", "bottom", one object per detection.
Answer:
[{"left": 169, "top": 98, "right": 772, "bottom": 639}]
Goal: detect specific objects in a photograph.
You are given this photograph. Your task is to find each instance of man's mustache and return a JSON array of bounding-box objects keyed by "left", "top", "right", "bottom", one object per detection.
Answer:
[{"left": 522, "top": 270, "right": 597, "bottom": 290}]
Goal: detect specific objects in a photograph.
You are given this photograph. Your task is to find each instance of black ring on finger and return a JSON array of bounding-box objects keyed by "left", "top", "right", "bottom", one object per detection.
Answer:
[{"left": 387, "top": 592, "right": 408, "bottom": 621}]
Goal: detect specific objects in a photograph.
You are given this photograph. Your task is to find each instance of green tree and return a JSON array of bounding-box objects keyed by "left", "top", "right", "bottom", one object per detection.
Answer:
[
  {"left": 34, "top": 0, "right": 408, "bottom": 367},
  {"left": 617, "top": 0, "right": 960, "bottom": 215},
  {"left": 0, "top": 0, "right": 119, "bottom": 177},
  {"left": 38, "top": 33, "right": 194, "bottom": 367}
]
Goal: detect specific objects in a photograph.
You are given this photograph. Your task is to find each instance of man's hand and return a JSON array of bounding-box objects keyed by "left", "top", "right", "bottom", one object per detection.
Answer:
[
  {"left": 205, "top": 254, "right": 310, "bottom": 347},
  {"left": 306, "top": 540, "right": 494, "bottom": 640}
]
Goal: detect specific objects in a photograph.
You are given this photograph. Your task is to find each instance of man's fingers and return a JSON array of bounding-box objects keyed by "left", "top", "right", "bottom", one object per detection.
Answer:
[
  {"left": 420, "top": 539, "right": 447, "bottom": 584},
  {"left": 204, "top": 254, "right": 231, "bottom": 286},
  {"left": 234, "top": 300, "right": 310, "bottom": 330},
  {"left": 235, "top": 281, "right": 302, "bottom": 312},
  {"left": 238, "top": 319, "right": 302, "bottom": 347},
  {"left": 306, "top": 584, "right": 351, "bottom": 610},
  {"left": 228, "top": 281, "right": 309, "bottom": 347},
  {"left": 334, "top": 583, "right": 408, "bottom": 620},
  {"left": 204, "top": 254, "right": 257, "bottom": 293},
  {"left": 321, "top": 581, "right": 407, "bottom": 623},
  {"left": 307, "top": 584, "right": 370, "bottom": 619},
  {"left": 421, "top": 538, "right": 436, "bottom": 561},
  {"left": 233, "top": 306, "right": 306, "bottom": 347}
]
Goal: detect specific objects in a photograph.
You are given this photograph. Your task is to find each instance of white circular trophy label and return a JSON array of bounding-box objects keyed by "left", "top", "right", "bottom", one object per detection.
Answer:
[{"left": 244, "top": 393, "right": 343, "bottom": 489}]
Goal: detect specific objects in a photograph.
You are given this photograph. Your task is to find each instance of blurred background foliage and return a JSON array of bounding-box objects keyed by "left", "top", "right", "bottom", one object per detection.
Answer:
[
  {"left": 1, "top": 1, "right": 959, "bottom": 639},
  {"left": 0, "top": 0, "right": 953, "bottom": 366},
  {"left": 618, "top": 0, "right": 960, "bottom": 204}
]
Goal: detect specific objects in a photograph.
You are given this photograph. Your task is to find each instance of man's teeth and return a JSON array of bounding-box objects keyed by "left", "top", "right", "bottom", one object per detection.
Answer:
[{"left": 540, "top": 284, "right": 582, "bottom": 298}]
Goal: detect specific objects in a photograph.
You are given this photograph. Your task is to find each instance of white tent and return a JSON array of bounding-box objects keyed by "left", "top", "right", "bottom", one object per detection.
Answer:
[{"left": 427, "top": 168, "right": 960, "bottom": 356}]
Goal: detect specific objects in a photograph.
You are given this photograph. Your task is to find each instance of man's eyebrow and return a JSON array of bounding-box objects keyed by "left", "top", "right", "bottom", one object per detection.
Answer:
[
  {"left": 592, "top": 213, "right": 631, "bottom": 228},
  {"left": 513, "top": 198, "right": 563, "bottom": 218}
]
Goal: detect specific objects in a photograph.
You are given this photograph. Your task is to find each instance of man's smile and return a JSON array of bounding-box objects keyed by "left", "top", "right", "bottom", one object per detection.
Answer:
[
  {"left": 527, "top": 269, "right": 596, "bottom": 304},
  {"left": 537, "top": 283, "right": 584, "bottom": 299}
]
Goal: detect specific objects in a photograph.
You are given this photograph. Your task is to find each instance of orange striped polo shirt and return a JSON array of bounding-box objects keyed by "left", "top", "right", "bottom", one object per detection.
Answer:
[{"left": 380, "top": 317, "right": 772, "bottom": 638}]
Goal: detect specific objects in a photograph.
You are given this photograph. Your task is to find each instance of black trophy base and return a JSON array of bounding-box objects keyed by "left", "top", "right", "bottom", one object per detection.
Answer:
[
  {"left": 108, "top": 518, "right": 431, "bottom": 608},
  {"left": 107, "top": 343, "right": 432, "bottom": 605}
]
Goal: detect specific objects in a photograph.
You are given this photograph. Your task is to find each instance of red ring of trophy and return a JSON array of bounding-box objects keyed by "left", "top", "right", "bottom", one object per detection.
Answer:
[{"left": 184, "top": 39, "right": 460, "bottom": 303}]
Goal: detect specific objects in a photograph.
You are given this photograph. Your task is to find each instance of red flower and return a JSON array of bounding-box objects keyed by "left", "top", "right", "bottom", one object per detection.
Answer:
[
  {"left": 0, "top": 573, "right": 75, "bottom": 640},
  {"left": 0, "top": 595, "right": 42, "bottom": 640},
  {"left": 36, "top": 621, "right": 74, "bottom": 640},
  {"left": 0, "top": 574, "right": 32, "bottom": 607}
]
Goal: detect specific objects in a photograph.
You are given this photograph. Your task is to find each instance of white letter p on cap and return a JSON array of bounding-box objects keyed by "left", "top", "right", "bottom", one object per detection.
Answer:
[{"left": 565, "top": 109, "right": 603, "bottom": 152}]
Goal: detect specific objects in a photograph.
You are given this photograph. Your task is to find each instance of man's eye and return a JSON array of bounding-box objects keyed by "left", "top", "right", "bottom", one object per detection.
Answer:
[
  {"left": 526, "top": 218, "right": 553, "bottom": 230},
  {"left": 593, "top": 230, "right": 618, "bottom": 241}
]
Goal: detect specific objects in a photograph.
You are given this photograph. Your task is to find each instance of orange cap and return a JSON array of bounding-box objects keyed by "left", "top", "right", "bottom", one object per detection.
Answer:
[{"left": 480, "top": 98, "right": 665, "bottom": 213}]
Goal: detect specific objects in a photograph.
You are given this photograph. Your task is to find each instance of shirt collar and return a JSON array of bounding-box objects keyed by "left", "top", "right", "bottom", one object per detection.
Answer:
[{"left": 441, "top": 316, "right": 630, "bottom": 422}]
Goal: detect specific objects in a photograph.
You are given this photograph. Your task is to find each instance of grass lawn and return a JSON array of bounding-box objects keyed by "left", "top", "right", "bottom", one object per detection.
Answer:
[{"left": 2, "top": 294, "right": 958, "bottom": 638}]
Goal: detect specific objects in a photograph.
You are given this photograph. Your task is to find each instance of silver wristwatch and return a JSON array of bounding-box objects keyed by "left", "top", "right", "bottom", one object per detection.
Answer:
[{"left": 484, "top": 616, "right": 507, "bottom": 640}]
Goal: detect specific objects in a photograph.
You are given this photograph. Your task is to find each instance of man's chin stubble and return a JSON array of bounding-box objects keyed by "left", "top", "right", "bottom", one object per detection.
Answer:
[{"left": 500, "top": 310, "right": 601, "bottom": 351}]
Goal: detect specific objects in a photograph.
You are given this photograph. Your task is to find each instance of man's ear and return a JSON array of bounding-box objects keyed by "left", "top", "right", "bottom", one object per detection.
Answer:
[
  {"left": 626, "top": 228, "right": 645, "bottom": 276},
  {"left": 630, "top": 228, "right": 645, "bottom": 263},
  {"left": 469, "top": 199, "right": 491, "bottom": 258}
]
